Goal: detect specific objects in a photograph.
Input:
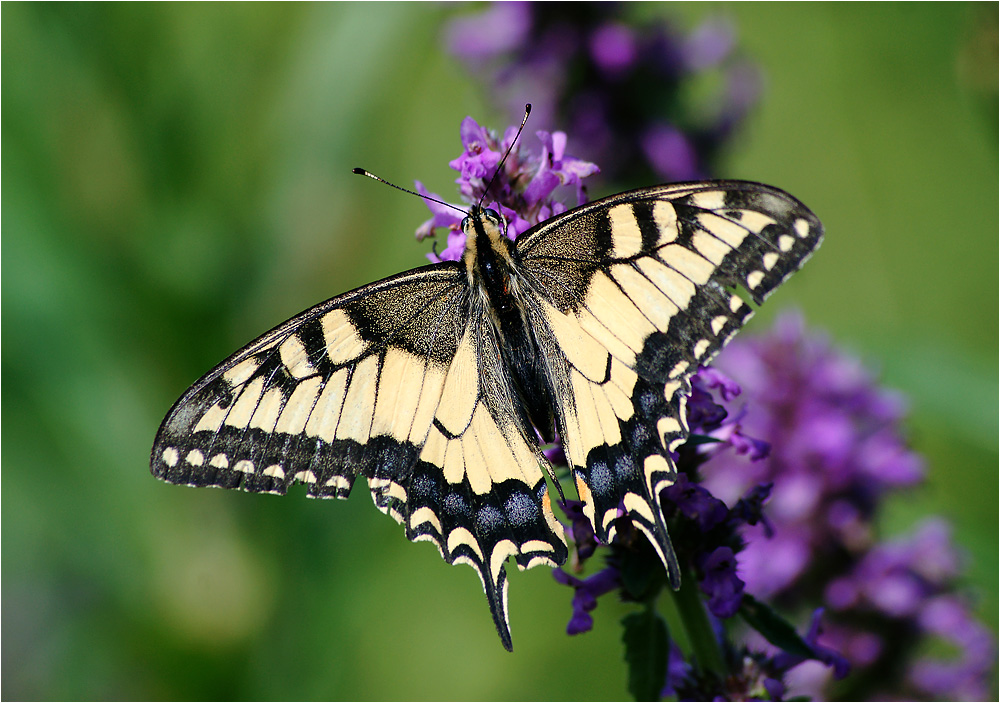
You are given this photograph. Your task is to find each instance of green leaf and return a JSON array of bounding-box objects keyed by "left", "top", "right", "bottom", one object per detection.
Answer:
[
  {"left": 680, "top": 433, "right": 724, "bottom": 447},
  {"left": 739, "top": 594, "right": 814, "bottom": 658},
  {"left": 622, "top": 609, "right": 670, "bottom": 701}
]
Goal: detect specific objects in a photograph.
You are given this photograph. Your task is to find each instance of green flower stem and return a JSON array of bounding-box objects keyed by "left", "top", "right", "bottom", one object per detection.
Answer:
[{"left": 672, "top": 567, "right": 726, "bottom": 677}]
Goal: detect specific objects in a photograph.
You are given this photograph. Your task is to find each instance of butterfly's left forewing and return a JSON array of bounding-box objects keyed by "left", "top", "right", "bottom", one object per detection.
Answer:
[{"left": 516, "top": 181, "right": 823, "bottom": 581}]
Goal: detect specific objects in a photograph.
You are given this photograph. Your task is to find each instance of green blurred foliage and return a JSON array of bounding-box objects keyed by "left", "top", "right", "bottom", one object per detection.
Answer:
[{"left": 3, "top": 3, "right": 995, "bottom": 700}]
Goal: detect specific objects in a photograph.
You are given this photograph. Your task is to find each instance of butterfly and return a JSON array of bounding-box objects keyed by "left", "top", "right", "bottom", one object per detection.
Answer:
[{"left": 151, "top": 146, "right": 822, "bottom": 650}]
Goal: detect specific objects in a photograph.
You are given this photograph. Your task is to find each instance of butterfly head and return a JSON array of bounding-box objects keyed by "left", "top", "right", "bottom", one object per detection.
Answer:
[{"left": 462, "top": 205, "right": 509, "bottom": 255}]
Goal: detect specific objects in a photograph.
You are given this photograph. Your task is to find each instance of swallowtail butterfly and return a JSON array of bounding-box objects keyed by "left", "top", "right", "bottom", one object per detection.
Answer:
[{"left": 151, "top": 119, "right": 822, "bottom": 650}]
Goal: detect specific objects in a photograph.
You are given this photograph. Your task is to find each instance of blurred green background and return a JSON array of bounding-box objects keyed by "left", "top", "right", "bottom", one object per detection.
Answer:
[{"left": 3, "top": 3, "right": 996, "bottom": 700}]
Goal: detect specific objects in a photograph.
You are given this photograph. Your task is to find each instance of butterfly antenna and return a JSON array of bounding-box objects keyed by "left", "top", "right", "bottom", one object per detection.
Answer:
[
  {"left": 477, "top": 103, "right": 531, "bottom": 211},
  {"left": 353, "top": 168, "right": 467, "bottom": 216}
]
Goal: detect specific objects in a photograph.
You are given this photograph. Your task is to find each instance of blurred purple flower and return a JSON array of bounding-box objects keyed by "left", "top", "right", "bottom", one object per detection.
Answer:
[
  {"left": 664, "top": 609, "right": 847, "bottom": 701},
  {"left": 771, "top": 609, "right": 851, "bottom": 681},
  {"left": 702, "top": 313, "right": 995, "bottom": 700},
  {"left": 702, "top": 312, "right": 926, "bottom": 596},
  {"left": 445, "top": 4, "right": 760, "bottom": 183}
]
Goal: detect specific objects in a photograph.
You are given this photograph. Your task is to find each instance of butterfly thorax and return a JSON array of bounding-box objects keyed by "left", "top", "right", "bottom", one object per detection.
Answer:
[{"left": 462, "top": 206, "right": 558, "bottom": 440}]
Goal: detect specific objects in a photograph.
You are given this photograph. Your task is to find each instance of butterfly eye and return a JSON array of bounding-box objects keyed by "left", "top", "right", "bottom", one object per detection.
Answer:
[{"left": 482, "top": 208, "right": 502, "bottom": 227}]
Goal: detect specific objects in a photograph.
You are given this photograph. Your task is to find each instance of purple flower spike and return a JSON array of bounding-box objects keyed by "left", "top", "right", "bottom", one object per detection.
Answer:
[
  {"left": 415, "top": 116, "right": 597, "bottom": 255},
  {"left": 697, "top": 546, "right": 745, "bottom": 618},
  {"left": 559, "top": 499, "right": 599, "bottom": 562},
  {"left": 699, "top": 313, "right": 994, "bottom": 699},
  {"left": 552, "top": 565, "right": 621, "bottom": 635},
  {"left": 662, "top": 476, "right": 729, "bottom": 533}
]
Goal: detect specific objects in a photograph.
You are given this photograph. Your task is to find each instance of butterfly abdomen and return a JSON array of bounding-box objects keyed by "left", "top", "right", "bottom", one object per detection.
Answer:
[{"left": 464, "top": 207, "right": 558, "bottom": 442}]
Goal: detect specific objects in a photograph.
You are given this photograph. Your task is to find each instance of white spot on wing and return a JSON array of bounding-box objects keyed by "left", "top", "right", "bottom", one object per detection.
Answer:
[
  {"left": 762, "top": 252, "right": 780, "bottom": 271},
  {"left": 609, "top": 203, "right": 643, "bottom": 259},
  {"left": 747, "top": 270, "right": 765, "bottom": 290},
  {"left": 737, "top": 210, "right": 776, "bottom": 234},
  {"left": 669, "top": 359, "right": 689, "bottom": 379},
  {"left": 689, "top": 190, "right": 726, "bottom": 210},
  {"left": 223, "top": 358, "right": 260, "bottom": 388},
  {"left": 447, "top": 527, "right": 484, "bottom": 561},
  {"left": 279, "top": 335, "right": 315, "bottom": 379},
  {"left": 186, "top": 449, "right": 204, "bottom": 466},
  {"left": 653, "top": 200, "right": 678, "bottom": 245},
  {"left": 521, "top": 540, "right": 555, "bottom": 553},
  {"left": 601, "top": 508, "right": 619, "bottom": 532},
  {"left": 369, "top": 477, "right": 407, "bottom": 503},
  {"left": 234, "top": 459, "right": 255, "bottom": 473},
  {"left": 263, "top": 464, "right": 285, "bottom": 479},
  {"left": 778, "top": 234, "right": 796, "bottom": 252},
  {"left": 623, "top": 492, "right": 655, "bottom": 522},
  {"left": 209, "top": 453, "right": 229, "bottom": 469},
  {"left": 323, "top": 475, "right": 352, "bottom": 491},
  {"left": 794, "top": 218, "right": 810, "bottom": 238},
  {"left": 322, "top": 309, "right": 368, "bottom": 365},
  {"left": 410, "top": 506, "right": 443, "bottom": 534},
  {"left": 490, "top": 539, "right": 518, "bottom": 583},
  {"left": 657, "top": 416, "right": 682, "bottom": 437},
  {"left": 162, "top": 447, "right": 179, "bottom": 467}
]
